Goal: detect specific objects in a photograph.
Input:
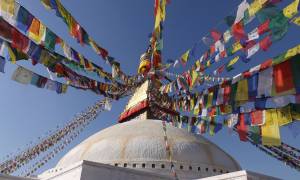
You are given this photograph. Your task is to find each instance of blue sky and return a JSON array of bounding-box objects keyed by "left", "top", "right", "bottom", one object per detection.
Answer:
[{"left": 0, "top": 0, "right": 299, "bottom": 179}]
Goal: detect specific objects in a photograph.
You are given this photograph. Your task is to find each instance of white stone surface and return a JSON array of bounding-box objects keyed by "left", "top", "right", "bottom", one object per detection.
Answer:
[
  {"left": 39, "top": 161, "right": 172, "bottom": 180},
  {"left": 198, "top": 170, "right": 281, "bottom": 180},
  {"left": 1, "top": 161, "right": 279, "bottom": 180},
  {"left": 53, "top": 119, "right": 241, "bottom": 179}
]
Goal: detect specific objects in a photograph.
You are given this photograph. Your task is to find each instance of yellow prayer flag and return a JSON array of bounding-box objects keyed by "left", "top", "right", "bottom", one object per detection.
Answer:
[
  {"left": 191, "top": 70, "right": 199, "bottom": 87},
  {"left": 296, "top": 44, "right": 300, "bottom": 54},
  {"left": 195, "top": 60, "right": 201, "bottom": 71},
  {"left": 160, "top": 0, "right": 167, "bottom": 21},
  {"left": 283, "top": 0, "right": 299, "bottom": 18},
  {"left": 7, "top": 44, "right": 16, "bottom": 64},
  {"left": 194, "top": 107, "right": 200, "bottom": 116},
  {"left": 78, "top": 54, "right": 85, "bottom": 66},
  {"left": 277, "top": 106, "right": 292, "bottom": 126},
  {"left": 262, "top": 109, "right": 281, "bottom": 146},
  {"left": 248, "top": 0, "right": 267, "bottom": 16},
  {"left": 292, "top": 16, "right": 300, "bottom": 26},
  {"left": 1, "top": 0, "right": 15, "bottom": 16},
  {"left": 232, "top": 42, "right": 243, "bottom": 53},
  {"left": 190, "top": 98, "right": 195, "bottom": 110},
  {"left": 181, "top": 50, "right": 190, "bottom": 64},
  {"left": 235, "top": 79, "right": 248, "bottom": 101},
  {"left": 227, "top": 56, "right": 240, "bottom": 67},
  {"left": 284, "top": 46, "right": 298, "bottom": 59},
  {"left": 155, "top": 3, "right": 162, "bottom": 29},
  {"left": 206, "top": 60, "right": 211, "bottom": 67},
  {"left": 62, "top": 85, "right": 68, "bottom": 93},
  {"left": 207, "top": 92, "right": 213, "bottom": 108}
]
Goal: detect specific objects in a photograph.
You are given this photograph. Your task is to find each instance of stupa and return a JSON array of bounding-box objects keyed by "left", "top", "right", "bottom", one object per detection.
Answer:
[{"left": 0, "top": 80, "right": 280, "bottom": 180}]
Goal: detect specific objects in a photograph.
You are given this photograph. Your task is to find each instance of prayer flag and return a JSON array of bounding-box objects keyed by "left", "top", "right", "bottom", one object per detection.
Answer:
[
  {"left": 235, "top": 78, "right": 248, "bottom": 101},
  {"left": 277, "top": 106, "right": 292, "bottom": 126},
  {"left": 246, "top": 43, "right": 259, "bottom": 58},
  {"left": 223, "top": 30, "right": 232, "bottom": 43},
  {"left": 250, "top": 110, "right": 265, "bottom": 126},
  {"left": 28, "top": 18, "right": 46, "bottom": 43},
  {"left": 259, "top": 36, "right": 272, "bottom": 51},
  {"left": 210, "top": 29, "right": 222, "bottom": 42},
  {"left": 273, "top": 60, "right": 295, "bottom": 94},
  {"left": 16, "top": 6, "right": 34, "bottom": 32},
  {"left": 247, "top": 28, "right": 259, "bottom": 41},
  {"left": 226, "top": 56, "right": 239, "bottom": 71},
  {"left": 258, "top": 19, "right": 270, "bottom": 35},
  {"left": 249, "top": 126, "right": 260, "bottom": 144},
  {"left": 11, "top": 28, "right": 29, "bottom": 52},
  {"left": 235, "top": 0, "right": 250, "bottom": 23},
  {"left": 262, "top": 109, "right": 281, "bottom": 146},
  {"left": 237, "top": 114, "right": 248, "bottom": 141},
  {"left": 232, "top": 22, "right": 246, "bottom": 40},
  {"left": 181, "top": 50, "right": 190, "bottom": 64},
  {"left": 11, "top": 66, "right": 33, "bottom": 84},
  {"left": 283, "top": 0, "right": 299, "bottom": 18},
  {"left": 292, "top": 16, "right": 300, "bottom": 26},
  {"left": 248, "top": 73, "right": 258, "bottom": 98},
  {"left": 257, "top": 67, "right": 273, "bottom": 97}
]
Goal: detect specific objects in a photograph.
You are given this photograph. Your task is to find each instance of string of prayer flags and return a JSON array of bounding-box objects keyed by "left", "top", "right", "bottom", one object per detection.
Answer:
[
  {"left": 164, "top": 44, "right": 300, "bottom": 117},
  {"left": 165, "top": 0, "right": 294, "bottom": 80},
  {"left": 0, "top": 35, "right": 126, "bottom": 98},
  {"left": 0, "top": 17, "right": 130, "bottom": 96},
  {"left": 39, "top": 0, "right": 109, "bottom": 59},
  {"left": 0, "top": 0, "right": 134, "bottom": 84},
  {"left": 12, "top": 66, "right": 68, "bottom": 94}
]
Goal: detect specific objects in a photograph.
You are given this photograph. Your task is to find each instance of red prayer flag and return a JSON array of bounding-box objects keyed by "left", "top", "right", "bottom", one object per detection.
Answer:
[
  {"left": 232, "top": 22, "right": 246, "bottom": 40},
  {"left": 258, "top": 19, "right": 270, "bottom": 35},
  {"left": 259, "top": 36, "right": 272, "bottom": 51},
  {"left": 98, "top": 46, "right": 108, "bottom": 59},
  {"left": 250, "top": 110, "right": 264, "bottom": 126},
  {"left": 0, "top": 18, "right": 13, "bottom": 40},
  {"left": 210, "top": 45, "right": 215, "bottom": 55},
  {"left": 273, "top": 60, "right": 295, "bottom": 93},
  {"left": 12, "top": 28, "right": 29, "bottom": 52},
  {"left": 223, "top": 85, "right": 231, "bottom": 103},
  {"left": 243, "top": 40, "right": 256, "bottom": 52},
  {"left": 210, "top": 29, "right": 222, "bottom": 42},
  {"left": 237, "top": 114, "right": 248, "bottom": 141}
]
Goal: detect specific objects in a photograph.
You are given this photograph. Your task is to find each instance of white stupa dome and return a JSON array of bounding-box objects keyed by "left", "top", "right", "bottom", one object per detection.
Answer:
[{"left": 54, "top": 119, "right": 241, "bottom": 179}]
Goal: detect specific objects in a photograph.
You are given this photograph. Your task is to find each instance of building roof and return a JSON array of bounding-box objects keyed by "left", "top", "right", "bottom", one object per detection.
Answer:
[{"left": 53, "top": 119, "right": 241, "bottom": 179}]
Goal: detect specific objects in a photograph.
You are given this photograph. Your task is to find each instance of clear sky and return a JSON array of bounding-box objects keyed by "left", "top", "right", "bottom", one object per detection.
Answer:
[{"left": 0, "top": 0, "right": 299, "bottom": 179}]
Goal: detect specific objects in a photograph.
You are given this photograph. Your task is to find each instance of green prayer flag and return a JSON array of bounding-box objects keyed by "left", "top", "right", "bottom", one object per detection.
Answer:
[
  {"left": 249, "top": 126, "right": 260, "bottom": 144},
  {"left": 44, "top": 29, "right": 57, "bottom": 52},
  {"left": 229, "top": 83, "right": 238, "bottom": 106},
  {"left": 269, "top": 12, "right": 289, "bottom": 42},
  {"left": 256, "top": 5, "right": 280, "bottom": 23}
]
